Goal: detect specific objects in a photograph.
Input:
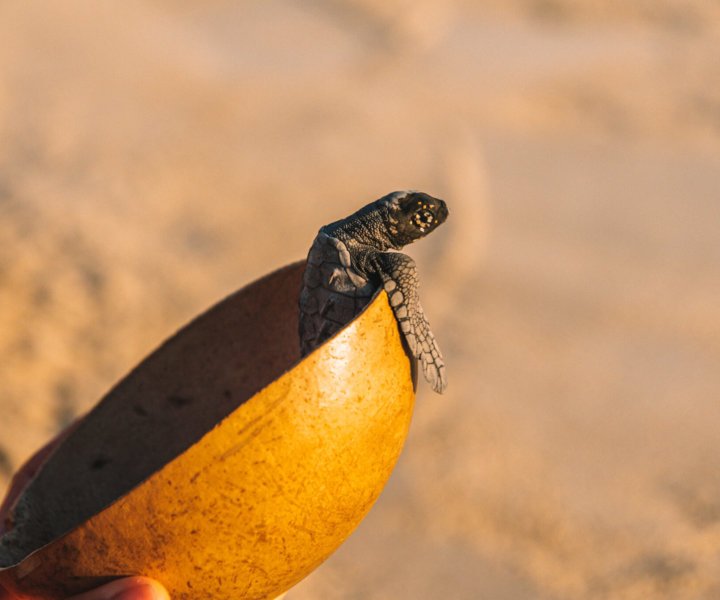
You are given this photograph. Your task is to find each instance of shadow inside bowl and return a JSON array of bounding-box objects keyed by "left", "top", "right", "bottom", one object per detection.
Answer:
[{"left": 1, "top": 261, "right": 316, "bottom": 567}]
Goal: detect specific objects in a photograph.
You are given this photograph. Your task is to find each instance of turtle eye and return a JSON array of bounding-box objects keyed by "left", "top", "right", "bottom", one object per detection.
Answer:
[{"left": 413, "top": 210, "right": 435, "bottom": 229}]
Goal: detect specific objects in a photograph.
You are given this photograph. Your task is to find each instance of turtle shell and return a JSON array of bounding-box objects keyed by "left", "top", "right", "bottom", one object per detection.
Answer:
[{"left": 299, "top": 232, "right": 377, "bottom": 355}]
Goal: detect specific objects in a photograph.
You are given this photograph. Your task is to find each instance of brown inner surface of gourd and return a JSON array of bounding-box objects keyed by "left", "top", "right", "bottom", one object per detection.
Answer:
[{"left": 0, "top": 262, "right": 305, "bottom": 567}]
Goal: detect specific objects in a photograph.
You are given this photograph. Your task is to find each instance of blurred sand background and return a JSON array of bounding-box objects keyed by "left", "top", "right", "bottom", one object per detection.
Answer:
[{"left": 1, "top": 1, "right": 720, "bottom": 598}]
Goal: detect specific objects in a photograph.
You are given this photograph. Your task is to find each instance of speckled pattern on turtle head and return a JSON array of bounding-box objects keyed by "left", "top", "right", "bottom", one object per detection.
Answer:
[{"left": 299, "top": 190, "right": 449, "bottom": 393}]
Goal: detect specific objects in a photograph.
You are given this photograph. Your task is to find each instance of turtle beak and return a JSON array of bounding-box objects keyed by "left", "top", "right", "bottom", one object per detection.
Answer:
[{"left": 436, "top": 199, "right": 449, "bottom": 224}]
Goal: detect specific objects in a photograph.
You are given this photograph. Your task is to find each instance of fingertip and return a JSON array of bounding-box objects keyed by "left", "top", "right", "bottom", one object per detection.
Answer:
[
  {"left": 69, "top": 577, "right": 170, "bottom": 600},
  {"left": 112, "top": 577, "right": 169, "bottom": 600}
]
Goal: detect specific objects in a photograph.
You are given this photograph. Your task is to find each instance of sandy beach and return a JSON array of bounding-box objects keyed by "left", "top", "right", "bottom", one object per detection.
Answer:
[{"left": 1, "top": 1, "right": 719, "bottom": 597}]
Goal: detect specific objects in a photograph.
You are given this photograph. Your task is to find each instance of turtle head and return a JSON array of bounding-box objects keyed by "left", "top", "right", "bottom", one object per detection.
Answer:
[{"left": 380, "top": 190, "right": 449, "bottom": 247}]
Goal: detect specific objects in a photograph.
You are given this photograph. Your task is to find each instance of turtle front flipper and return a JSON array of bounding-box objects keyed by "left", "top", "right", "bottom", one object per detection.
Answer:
[{"left": 370, "top": 251, "right": 447, "bottom": 394}]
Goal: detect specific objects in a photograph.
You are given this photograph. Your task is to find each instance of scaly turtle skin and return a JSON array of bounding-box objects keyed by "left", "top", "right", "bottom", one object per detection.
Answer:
[{"left": 299, "top": 190, "right": 449, "bottom": 393}]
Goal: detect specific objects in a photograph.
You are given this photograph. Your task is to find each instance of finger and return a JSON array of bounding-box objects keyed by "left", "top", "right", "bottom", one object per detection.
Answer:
[
  {"left": 0, "top": 418, "right": 83, "bottom": 533},
  {"left": 68, "top": 577, "right": 169, "bottom": 600}
]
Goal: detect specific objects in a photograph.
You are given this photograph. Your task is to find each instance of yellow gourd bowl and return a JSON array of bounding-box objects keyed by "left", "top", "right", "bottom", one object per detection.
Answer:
[{"left": 0, "top": 261, "right": 415, "bottom": 599}]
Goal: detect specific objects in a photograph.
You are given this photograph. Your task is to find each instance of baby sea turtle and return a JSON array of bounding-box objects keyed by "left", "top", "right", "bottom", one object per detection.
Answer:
[{"left": 299, "top": 190, "right": 449, "bottom": 393}]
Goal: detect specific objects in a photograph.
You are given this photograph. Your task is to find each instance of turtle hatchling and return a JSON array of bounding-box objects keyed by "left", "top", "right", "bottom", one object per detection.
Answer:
[{"left": 299, "top": 190, "right": 449, "bottom": 393}]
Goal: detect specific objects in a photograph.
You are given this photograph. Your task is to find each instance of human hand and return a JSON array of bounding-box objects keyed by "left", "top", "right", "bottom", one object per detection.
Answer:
[
  {"left": 0, "top": 576, "right": 169, "bottom": 600},
  {"left": 0, "top": 423, "right": 170, "bottom": 600}
]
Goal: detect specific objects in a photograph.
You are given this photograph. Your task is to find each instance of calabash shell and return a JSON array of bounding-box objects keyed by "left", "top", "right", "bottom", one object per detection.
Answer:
[{"left": 0, "top": 261, "right": 415, "bottom": 600}]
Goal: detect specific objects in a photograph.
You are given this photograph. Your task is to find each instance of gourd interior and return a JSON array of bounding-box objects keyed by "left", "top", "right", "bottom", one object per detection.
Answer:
[{"left": 0, "top": 262, "right": 310, "bottom": 567}]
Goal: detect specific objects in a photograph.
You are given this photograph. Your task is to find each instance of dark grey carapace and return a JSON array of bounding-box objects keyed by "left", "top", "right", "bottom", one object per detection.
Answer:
[{"left": 299, "top": 190, "right": 448, "bottom": 393}]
